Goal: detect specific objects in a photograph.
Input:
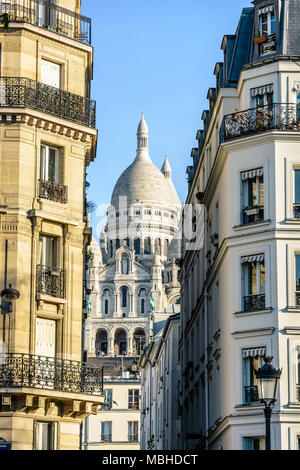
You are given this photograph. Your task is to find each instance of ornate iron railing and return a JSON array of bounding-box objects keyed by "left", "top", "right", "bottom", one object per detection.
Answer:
[
  {"left": 0, "top": 0, "right": 91, "bottom": 44},
  {"left": 242, "top": 206, "right": 264, "bottom": 225},
  {"left": 244, "top": 385, "right": 259, "bottom": 404},
  {"left": 221, "top": 103, "right": 300, "bottom": 142},
  {"left": 0, "top": 353, "right": 103, "bottom": 395},
  {"left": 0, "top": 76, "right": 96, "bottom": 128},
  {"left": 39, "top": 179, "right": 68, "bottom": 204},
  {"left": 243, "top": 294, "right": 266, "bottom": 312},
  {"left": 294, "top": 204, "right": 300, "bottom": 219},
  {"left": 36, "top": 264, "right": 65, "bottom": 299}
]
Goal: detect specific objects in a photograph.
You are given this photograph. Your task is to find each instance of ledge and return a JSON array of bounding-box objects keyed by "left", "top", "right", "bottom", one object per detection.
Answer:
[
  {"left": 234, "top": 308, "right": 273, "bottom": 317},
  {"left": 285, "top": 307, "right": 300, "bottom": 313},
  {"left": 284, "top": 219, "right": 300, "bottom": 224},
  {"left": 233, "top": 220, "right": 270, "bottom": 231},
  {"left": 231, "top": 327, "right": 275, "bottom": 338},
  {"left": 36, "top": 293, "right": 67, "bottom": 305}
]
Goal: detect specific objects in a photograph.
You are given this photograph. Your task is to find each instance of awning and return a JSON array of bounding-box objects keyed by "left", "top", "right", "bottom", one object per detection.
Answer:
[
  {"left": 259, "top": 5, "right": 275, "bottom": 14},
  {"left": 251, "top": 84, "right": 273, "bottom": 97},
  {"left": 242, "top": 347, "right": 266, "bottom": 359},
  {"left": 241, "top": 168, "right": 263, "bottom": 181},
  {"left": 241, "top": 254, "right": 264, "bottom": 264}
]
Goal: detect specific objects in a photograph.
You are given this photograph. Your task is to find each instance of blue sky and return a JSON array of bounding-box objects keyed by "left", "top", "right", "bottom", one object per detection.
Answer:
[{"left": 81, "top": 0, "right": 252, "bottom": 238}]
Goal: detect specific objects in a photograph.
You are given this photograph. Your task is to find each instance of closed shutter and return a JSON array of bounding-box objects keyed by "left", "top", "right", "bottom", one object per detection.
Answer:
[
  {"left": 35, "top": 318, "right": 56, "bottom": 359},
  {"left": 41, "top": 59, "right": 61, "bottom": 88}
]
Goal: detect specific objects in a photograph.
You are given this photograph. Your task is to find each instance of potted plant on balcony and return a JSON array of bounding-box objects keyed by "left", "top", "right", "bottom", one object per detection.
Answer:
[
  {"left": 254, "top": 34, "right": 267, "bottom": 44},
  {"left": 244, "top": 205, "right": 260, "bottom": 216},
  {"left": 232, "top": 107, "right": 239, "bottom": 121}
]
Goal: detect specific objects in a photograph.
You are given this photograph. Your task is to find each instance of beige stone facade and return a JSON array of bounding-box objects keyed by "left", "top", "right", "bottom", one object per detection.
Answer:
[{"left": 0, "top": 0, "right": 103, "bottom": 450}]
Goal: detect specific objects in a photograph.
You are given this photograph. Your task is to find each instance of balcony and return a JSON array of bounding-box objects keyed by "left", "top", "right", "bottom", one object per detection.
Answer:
[
  {"left": 0, "top": 353, "right": 103, "bottom": 395},
  {"left": 221, "top": 103, "right": 300, "bottom": 142},
  {"left": 36, "top": 264, "right": 65, "bottom": 299},
  {"left": 0, "top": 76, "right": 96, "bottom": 128},
  {"left": 39, "top": 179, "right": 68, "bottom": 204},
  {"left": 243, "top": 294, "right": 266, "bottom": 312},
  {"left": 0, "top": 0, "right": 91, "bottom": 44},
  {"left": 242, "top": 206, "right": 264, "bottom": 225},
  {"left": 244, "top": 385, "right": 259, "bottom": 404}
]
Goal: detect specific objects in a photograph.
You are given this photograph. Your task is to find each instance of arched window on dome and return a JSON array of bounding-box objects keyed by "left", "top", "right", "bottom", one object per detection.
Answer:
[
  {"left": 144, "top": 237, "right": 151, "bottom": 255},
  {"left": 116, "top": 238, "right": 120, "bottom": 250},
  {"left": 155, "top": 238, "right": 162, "bottom": 255},
  {"left": 102, "top": 289, "right": 111, "bottom": 315},
  {"left": 109, "top": 240, "right": 113, "bottom": 258},
  {"left": 121, "top": 254, "right": 129, "bottom": 275},
  {"left": 139, "top": 288, "right": 147, "bottom": 316},
  {"left": 121, "top": 286, "right": 129, "bottom": 308},
  {"left": 164, "top": 239, "right": 169, "bottom": 256},
  {"left": 134, "top": 238, "right": 141, "bottom": 255}
]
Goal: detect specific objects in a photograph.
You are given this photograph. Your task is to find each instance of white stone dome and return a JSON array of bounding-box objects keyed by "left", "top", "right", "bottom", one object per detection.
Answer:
[
  {"left": 111, "top": 155, "right": 180, "bottom": 208},
  {"left": 111, "top": 114, "right": 180, "bottom": 209}
]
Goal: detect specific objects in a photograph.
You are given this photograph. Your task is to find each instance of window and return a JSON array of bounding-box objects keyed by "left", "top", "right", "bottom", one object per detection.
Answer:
[
  {"left": 258, "top": 6, "right": 276, "bottom": 55},
  {"left": 101, "top": 422, "right": 112, "bottom": 442},
  {"left": 242, "top": 255, "right": 265, "bottom": 312},
  {"left": 121, "top": 255, "right": 129, "bottom": 275},
  {"left": 294, "top": 169, "right": 300, "bottom": 218},
  {"left": 259, "top": 7, "right": 276, "bottom": 37},
  {"left": 121, "top": 286, "right": 128, "bottom": 308},
  {"left": 41, "top": 59, "right": 61, "bottom": 88},
  {"left": 102, "top": 289, "right": 111, "bottom": 315},
  {"left": 144, "top": 237, "right": 151, "bottom": 255},
  {"left": 243, "top": 437, "right": 265, "bottom": 450},
  {"left": 116, "top": 238, "right": 120, "bottom": 250},
  {"left": 242, "top": 348, "right": 265, "bottom": 404},
  {"left": 35, "top": 422, "right": 57, "bottom": 450},
  {"left": 296, "top": 255, "right": 300, "bottom": 307},
  {"left": 134, "top": 238, "right": 141, "bottom": 254},
  {"left": 155, "top": 238, "right": 161, "bottom": 256},
  {"left": 40, "top": 145, "right": 60, "bottom": 184},
  {"left": 103, "top": 390, "right": 113, "bottom": 410},
  {"left": 128, "top": 390, "right": 139, "bottom": 409},
  {"left": 40, "top": 235, "right": 58, "bottom": 268},
  {"left": 128, "top": 422, "right": 139, "bottom": 442},
  {"left": 241, "top": 169, "right": 264, "bottom": 224}
]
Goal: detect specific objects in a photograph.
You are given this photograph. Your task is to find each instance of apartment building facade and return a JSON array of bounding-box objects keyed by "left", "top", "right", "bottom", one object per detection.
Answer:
[
  {"left": 0, "top": 0, "right": 104, "bottom": 450},
  {"left": 181, "top": 0, "right": 300, "bottom": 450}
]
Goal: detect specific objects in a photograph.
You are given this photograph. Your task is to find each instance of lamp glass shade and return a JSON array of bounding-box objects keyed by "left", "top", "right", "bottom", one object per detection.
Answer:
[{"left": 259, "top": 377, "right": 278, "bottom": 402}]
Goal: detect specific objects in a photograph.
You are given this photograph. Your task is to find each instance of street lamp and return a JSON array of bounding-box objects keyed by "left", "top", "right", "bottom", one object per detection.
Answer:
[
  {"left": 255, "top": 356, "right": 282, "bottom": 450},
  {"left": 1, "top": 284, "right": 20, "bottom": 354}
]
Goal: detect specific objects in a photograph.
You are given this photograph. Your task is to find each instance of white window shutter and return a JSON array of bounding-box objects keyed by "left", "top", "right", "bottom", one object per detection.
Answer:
[{"left": 41, "top": 59, "right": 61, "bottom": 88}]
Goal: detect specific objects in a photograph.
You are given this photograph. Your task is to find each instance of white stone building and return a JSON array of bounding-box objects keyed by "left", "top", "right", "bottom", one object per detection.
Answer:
[
  {"left": 180, "top": 0, "right": 300, "bottom": 451},
  {"left": 84, "top": 115, "right": 182, "bottom": 359},
  {"left": 139, "top": 312, "right": 181, "bottom": 451},
  {"left": 83, "top": 115, "right": 182, "bottom": 450}
]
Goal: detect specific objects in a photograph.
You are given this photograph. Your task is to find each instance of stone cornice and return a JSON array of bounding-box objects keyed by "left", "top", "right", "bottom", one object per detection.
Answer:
[{"left": 0, "top": 110, "right": 97, "bottom": 165}]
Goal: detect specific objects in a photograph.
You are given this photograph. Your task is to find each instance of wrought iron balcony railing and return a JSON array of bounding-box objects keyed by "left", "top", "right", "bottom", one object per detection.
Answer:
[
  {"left": 243, "top": 293, "right": 266, "bottom": 312},
  {"left": 39, "top": 179, "right": 68, "bottom": 204},
  {"left": 294, "top": 204, "right": 300, "bottom": 219},
  {"left": 0, "top": 77, "right": 96, "bottom": 128},
  {"left": 101, "top": 434, "right": 112, "bottom": 443},
  {"left": 244, "top": 385, "right": 259, "bottom": 404},
  {"left": 0, "top": 353, "right": 103, "bottom": 395},
  {"left": 128, "top": 434, "right": 139, "bottom": 442},
  {"left": 36, "top": 264, "right": 65, "bottom": 299},
  {"left": 0, "top": 0, "right": 91, "bottom": 44},
  {"left": 220, "top": 103, "right": 300, "bottom": 142},
  {"left": 242, "top": 206, "right": 264, "bottom": 225}
]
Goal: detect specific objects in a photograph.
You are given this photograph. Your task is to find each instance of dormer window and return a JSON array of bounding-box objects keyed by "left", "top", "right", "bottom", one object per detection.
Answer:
[
  {"left": 259, "top": 5, "right": 276, "bottom": 37},
  {"left": 257, "top": 5, "right": 276, "bottom": 55}
]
